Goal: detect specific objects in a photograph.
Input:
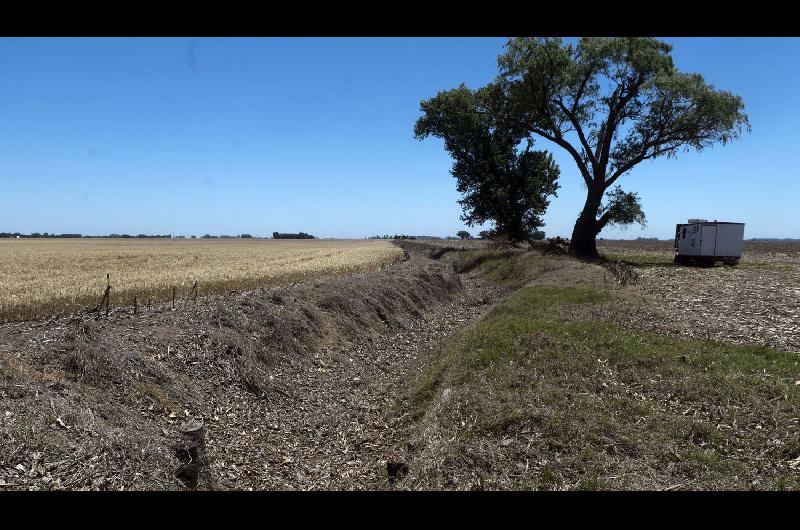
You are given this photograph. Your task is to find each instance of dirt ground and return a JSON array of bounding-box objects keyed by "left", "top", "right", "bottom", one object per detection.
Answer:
[
  {"left": 394, "top": 249, "right": 800, "bottom": 491},
  {"left": 0, "top": 244, "right": 504, "bottom": 490},
  {"left": 598, "top": 240, "right": 800, "bottom": 354},
  {"left": 2, "top": 238, "right": 798, "bottom": 490}
]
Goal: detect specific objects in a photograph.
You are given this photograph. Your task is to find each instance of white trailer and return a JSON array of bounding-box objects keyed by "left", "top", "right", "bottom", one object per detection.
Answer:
[{"left": 674, "top": 220, "right": 744, "bottom": 266}]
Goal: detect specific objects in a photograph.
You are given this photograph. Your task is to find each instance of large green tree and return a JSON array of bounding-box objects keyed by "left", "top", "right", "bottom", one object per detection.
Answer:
[
  {"left": 414, "top": 84, "right": 560, "bottom": 243},
  {"left": 491, "top": 37, "right": 749, "bottom": 259}
]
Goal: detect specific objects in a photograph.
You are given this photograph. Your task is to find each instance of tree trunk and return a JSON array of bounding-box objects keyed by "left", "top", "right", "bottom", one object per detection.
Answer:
[
  {"left": 570, "top": 187, "right": 604, "bottom": 260},
  {"left": 508, "top": 215, "right": 525, "bottom": 243}
]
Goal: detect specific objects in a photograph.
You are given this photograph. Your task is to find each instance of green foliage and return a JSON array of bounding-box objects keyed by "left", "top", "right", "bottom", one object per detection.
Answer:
[
  {"left": 492, "top": 37, "right": 747, "bottom": 257},
  {"left": 532, "top": 230, "right": 546, "bottom": 240},
  {"left": 598, "top": 186, "right": 646, "bottom": 230},
  {"left": 456, "top": 230, "right": 471, "bottom": 240},
  {"left": 496, "top": 37, "right": 748, "bottom": 182},
  {"left": 444, "top": 249, "right": 556, "bottom": 288},
  {"left": 414, "top": 85, "right": 560, "bottom": 242},
  {"left": 272, "top": 232, "right": 315, "bottom": 239}
]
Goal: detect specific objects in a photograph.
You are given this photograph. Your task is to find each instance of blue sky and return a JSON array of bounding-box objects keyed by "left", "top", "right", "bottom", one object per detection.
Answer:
[{"left": 0, "top": 37, "right": 797, "bottom": 239}]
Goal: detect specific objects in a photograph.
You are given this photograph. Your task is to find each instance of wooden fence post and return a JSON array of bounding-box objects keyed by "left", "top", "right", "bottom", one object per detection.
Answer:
[{"left": 95, "top": 273, "right": 111, "bottom": 317}]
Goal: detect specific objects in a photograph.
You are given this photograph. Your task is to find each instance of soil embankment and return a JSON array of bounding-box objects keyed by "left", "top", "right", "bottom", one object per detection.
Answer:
[{"left": 0, "top": 242, "right": 501, "bottom": 490}]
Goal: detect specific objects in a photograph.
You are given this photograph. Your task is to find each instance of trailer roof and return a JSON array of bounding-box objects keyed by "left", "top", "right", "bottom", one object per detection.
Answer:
[{"left": 677, "top": 221, "right": 745, "bottom": 226}]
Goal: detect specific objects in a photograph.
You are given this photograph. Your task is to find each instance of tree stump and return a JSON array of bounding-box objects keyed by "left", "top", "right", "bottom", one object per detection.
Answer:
[{"left": 174, "top": 420, "right": 212, "bottom": 490}]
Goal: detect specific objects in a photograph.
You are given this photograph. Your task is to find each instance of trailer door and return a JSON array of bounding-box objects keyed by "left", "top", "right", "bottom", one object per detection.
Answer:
[
  {"left": 680, "top": 224, "right": 700, "bottom": 256},
  {"left": 700, "top": 225, "right": 717, "bottom": 256}
]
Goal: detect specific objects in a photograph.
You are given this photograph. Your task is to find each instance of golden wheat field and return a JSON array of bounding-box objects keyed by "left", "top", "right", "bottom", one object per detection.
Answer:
[{"left": 0, "top": 238, "right": 404, "bottom": 321}]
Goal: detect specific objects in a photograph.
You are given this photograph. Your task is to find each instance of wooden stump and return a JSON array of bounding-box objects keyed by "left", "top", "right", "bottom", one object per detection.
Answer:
[{"left": 174, "top": 420, "right": 212, "bottom": 490}]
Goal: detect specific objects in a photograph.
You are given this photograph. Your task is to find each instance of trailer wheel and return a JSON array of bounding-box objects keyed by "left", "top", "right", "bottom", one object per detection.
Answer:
[{"left": 722, "top": 258, "right": 739, "bottom": 266}]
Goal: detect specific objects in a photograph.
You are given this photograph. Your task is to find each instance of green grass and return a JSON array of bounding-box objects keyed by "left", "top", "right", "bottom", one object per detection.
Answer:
[
  {"left": 403, "top": 253, "right": 800, "bottom": 490},
  {"left": 443, "top": 249, "right": 568, "bottom": 288}
]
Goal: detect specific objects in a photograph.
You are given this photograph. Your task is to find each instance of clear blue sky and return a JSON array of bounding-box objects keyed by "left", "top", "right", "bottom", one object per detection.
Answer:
[{"left": 1, "top": 37, "right": 797, "bottom": 239}]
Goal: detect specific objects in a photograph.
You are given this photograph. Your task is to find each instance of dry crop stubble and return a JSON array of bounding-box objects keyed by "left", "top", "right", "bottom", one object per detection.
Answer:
[{"left": 0, "top": 238, "right": 403, "bottom": 321}]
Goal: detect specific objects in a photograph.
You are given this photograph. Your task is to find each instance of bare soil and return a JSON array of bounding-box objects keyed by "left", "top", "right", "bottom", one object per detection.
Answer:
[
  {"left": 395, "top": 248, "right": 800, "bottom": 491},
  {"left": 597, "top": 240, "right": 800, "bottom": 353},
  {"left": 0, "top": 244, "right": 503, "bottom": 490},
  {"left": 3, "top": 239, "right": 798, "bottom": 490}
]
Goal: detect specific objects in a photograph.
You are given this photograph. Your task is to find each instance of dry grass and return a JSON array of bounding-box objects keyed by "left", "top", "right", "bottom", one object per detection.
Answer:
[
  {"left": 597, "top": 238, "right": 800, "bottom": 266},
  {"left": 400, "top": 250, "right": 800, "bottom": 490},
  {"left": 595, "top": 239, "right": 800, "bottom": 353},
  {"left": 0, "top": 251, "right": 464, "bottom": 490},
  {"left": 0, "top": 238, "right": 403, "bottom": 321}
]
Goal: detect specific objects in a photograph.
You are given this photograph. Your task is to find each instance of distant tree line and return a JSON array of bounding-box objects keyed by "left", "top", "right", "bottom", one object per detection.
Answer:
[
  {"left": 0, "top": 233, "right": 178, "bottom": 239},
  {"left": 0, "top": 232, "right": 84, "bottom": 238},
  {"left": 0, "top": 232, "right": 261, "bottom": 239},
  {"left": 98, "top": 234, "right": 171, "bottom": 238},
  {"left": 273, "top": 232, "right": 315, "bottom": 239},
  {"left": 201, "top": 234, "right": 240, "bottom": 239},
  {"left": 368, "top": 234, "right": 417, "bottom": 240}
]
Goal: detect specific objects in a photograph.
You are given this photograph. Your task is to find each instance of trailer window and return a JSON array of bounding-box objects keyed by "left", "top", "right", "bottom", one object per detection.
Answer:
[{"left": 682, "top": 228, "right": 686, "bottom": 239}]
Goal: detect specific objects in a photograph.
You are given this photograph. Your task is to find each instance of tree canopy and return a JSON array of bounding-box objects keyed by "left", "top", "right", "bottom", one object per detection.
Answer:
[
  {"left": 415, "top": 84, "right": 560, "bottom": 242},
  {"left": 491, "top": 37, "right": 749, "bottom": 257}
]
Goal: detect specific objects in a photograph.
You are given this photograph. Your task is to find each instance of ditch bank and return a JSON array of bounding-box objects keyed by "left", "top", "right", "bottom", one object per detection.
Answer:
[
  {"left": 0, "top": 242, "right": 502, "bottom": 490},
  {"left": 392, "top": 249, "right": 800, "bottom": 491}
]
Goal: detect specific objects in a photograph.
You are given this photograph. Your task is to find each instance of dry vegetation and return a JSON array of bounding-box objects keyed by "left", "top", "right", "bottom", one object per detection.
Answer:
[
  {"left": 3, "top": 239, "right": 799, "bottom": 490},
  {"left": 398, "top": 247, "right": 800, "bottom": 490},
  {"left": 0, "top": 245, "right": 471, "bottom": 490},
  {"left": 0, "top": 238, "right": 403, "bottom": 321},
  {"left": 597, "top": 239, "right": 800, "bottom": 353}
]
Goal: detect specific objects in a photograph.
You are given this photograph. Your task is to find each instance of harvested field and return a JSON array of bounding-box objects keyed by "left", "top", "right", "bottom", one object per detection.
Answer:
[
  {"left": 598, "top": 239, "right": 800, "bottom": 265},
  {"left": 0, "top": 239, "right": 403, "bottom": 322},
  {"left": 398, "top": 248, "right": 800, "bottom": 490},
  {"left": 2, "top": 241, "right": 799, "bottom": 490},
  {"left": 597, "top": 240, "right": 800, "bottom": 353},
  {"left": 0, "top": 243, "right": 494, "bottom": 490}
]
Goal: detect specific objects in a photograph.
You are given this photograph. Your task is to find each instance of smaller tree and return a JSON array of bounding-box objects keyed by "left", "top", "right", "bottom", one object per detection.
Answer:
[
  {"left": 532, "top": 230, "right": 546, "bottom": 241},
  {"left": 415, "top": 84, "right": 560, "bottom": 243},
  {"left": 597, "top": 186, "right": 646, "bottom": 233},
  {"left": 456, "top": 230, "right": 471, "bottom": 240}
]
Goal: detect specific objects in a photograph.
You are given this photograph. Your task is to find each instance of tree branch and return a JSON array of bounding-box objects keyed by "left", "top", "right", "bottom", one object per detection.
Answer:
[
  {"left": 556, "top": 98, "right": 597, "bottom": 173},
  {"left": 598, "top": 73, "right": 645, "bottom": 182},
  {"left": 531, "top": 127, "right": 593, "bottom": 186},
  {"left": 597, "top": 210, "right": 614, "bottom": 231},
  {"left": 606, "top": 144, "right": 671, "bottom": 186}
]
